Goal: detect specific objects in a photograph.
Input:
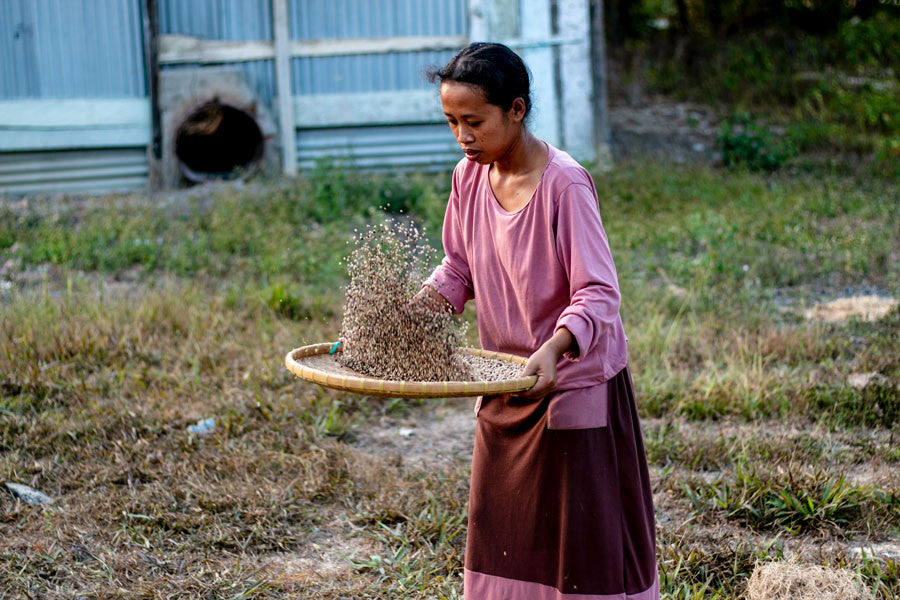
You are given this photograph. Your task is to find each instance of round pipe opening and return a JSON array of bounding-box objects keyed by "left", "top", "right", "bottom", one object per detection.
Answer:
[{"left": 175, "top": 101, "right": 264, "bottom": 183}]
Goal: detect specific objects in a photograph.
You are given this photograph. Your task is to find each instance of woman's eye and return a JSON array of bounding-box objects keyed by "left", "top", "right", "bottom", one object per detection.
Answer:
[{"left": 468, "top": 122, "right": 482, "bottom": 127}]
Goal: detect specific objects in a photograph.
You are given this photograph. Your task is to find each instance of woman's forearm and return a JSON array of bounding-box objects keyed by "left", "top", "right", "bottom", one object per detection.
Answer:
[{"left": 543, "top": 327, "right": 577, "bottom": 359}]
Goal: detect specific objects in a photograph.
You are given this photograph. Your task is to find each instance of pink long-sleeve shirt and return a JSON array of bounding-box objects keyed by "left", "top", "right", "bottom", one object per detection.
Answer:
[{"left": 424, "top": 143, "right": 629, "bottom": 430}]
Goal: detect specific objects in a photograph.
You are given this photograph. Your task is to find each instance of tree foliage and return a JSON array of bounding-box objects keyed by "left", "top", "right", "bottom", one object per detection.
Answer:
[{"left": 603, "top": 0, "right": 898, "bottom": 44}]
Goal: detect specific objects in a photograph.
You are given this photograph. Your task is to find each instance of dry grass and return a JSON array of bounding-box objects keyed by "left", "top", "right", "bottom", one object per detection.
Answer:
[
  {"left": 0, "top": 279, "right": 475, "bottom": 599},
  {"left": 1, "top": 158, "right": 898, "bottom": 598},
  {"left": 747, "top": 561, "right": 873, "bottom": 600},
  {"left": 804, "top": 296, "right": 899, "bottom": 323}
]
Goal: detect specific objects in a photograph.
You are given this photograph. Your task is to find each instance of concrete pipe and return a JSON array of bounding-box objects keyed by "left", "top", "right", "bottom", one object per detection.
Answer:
[{"left": 174, "top": 100, "right": 265, "bottom": 183}]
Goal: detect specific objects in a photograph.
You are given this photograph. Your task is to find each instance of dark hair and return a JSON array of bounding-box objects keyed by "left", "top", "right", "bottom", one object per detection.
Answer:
[{"left": 427, "top": 42, "right": 532, "bottom": 118}]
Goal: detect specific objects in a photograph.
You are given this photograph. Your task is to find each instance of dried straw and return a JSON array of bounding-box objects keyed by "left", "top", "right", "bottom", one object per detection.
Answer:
[
  {"left": 804, "top": 295, "right": 897, "bottom": 323},
  {"left": 746, "top": 561, "right": 873, "bottom": 600}
]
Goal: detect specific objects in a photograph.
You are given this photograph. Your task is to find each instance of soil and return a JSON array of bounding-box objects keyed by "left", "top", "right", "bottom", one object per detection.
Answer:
[
  {"left": 250, "top": 506, "right": 378, "bottom": 585},
  {"left": 349, "top": 398, "right": 476, "bottom": 471},
  {"left": 609, "top": 96, "right": 724, "bottom": 165}
]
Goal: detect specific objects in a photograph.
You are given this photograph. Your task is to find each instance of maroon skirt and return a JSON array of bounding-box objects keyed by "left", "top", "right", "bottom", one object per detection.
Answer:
[{"left": 464, "top": 366, "right": 659, "bottom": 599}]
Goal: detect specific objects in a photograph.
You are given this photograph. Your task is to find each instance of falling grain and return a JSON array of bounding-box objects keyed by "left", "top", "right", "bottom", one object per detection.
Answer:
[{"left": 337, "top": 219, "right": 475, "bottom": 382}]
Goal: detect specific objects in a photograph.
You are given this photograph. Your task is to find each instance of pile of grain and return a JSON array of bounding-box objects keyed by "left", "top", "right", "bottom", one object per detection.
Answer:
[
  {"left": 337, "top": 219, "right": 475, "bottom": 382},
  {"left": 747, "top": 561, "right": 873, "bottom": 600},
  {"left": 460, "top": 354, "right": 523, "bottom": 382}
]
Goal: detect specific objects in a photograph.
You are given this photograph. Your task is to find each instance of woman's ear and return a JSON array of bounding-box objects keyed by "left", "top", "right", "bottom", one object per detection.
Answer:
[{"left": 509, "top": 97, "right": 527, "bottom": 123}]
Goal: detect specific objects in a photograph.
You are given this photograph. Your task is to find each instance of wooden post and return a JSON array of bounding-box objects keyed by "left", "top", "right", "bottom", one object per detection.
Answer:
[
  {"left": 272, "top": 0, "right": 296, "bottom": 176},
  {"left": 142, "top": 0, "right": 162, "bottom": 188}
]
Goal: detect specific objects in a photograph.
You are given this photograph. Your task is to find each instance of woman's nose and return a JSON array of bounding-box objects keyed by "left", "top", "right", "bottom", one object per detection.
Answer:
[{"left": 457, "top": 127, "right": 475, "bottom": 144}]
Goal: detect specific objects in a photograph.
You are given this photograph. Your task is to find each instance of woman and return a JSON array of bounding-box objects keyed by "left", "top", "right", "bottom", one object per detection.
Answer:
[{"left": 419, "top": 43, "right": 659, "bottom": 599}]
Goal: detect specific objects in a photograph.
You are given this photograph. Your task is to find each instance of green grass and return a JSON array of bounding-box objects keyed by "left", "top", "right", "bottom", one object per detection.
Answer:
[
  {"left": 0, "top": 165, "right": 450, "bottom": 287},
  {"left": 681, "top": 465, "right": 885, "bottom": 534},
  {"left": 1, "top": 155, "right": 898, "bottom": 598}
]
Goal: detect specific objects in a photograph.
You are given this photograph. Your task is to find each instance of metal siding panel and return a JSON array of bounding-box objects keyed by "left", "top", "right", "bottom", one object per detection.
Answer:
[
  {"left": 291, "top": 0, "right": 466, "bottom": 40},
  {"left": 1, "top": 0, "right": 145, "bottom": 99},
  {"left": 159, "top": 0, "right": 271, "bottom": 40},
  {"left": 293, "top": 49, "right": 457, "bottom": 95},
  {"left": 0, "top": 1, "right": 39, "bottom": 97},
  {"left": 288, "top": 0, "right": 466, "bottom": 95},
  {"left": 296, "top": 123, "right": 459, "bottom": 170},
  {"left": 0, "top": 148, "right": 148, "bottom": 195},
  {"left": 158, "top": 0, "right": 276, "bottom": 107},
  {"left": 289, "top": 0, "right": 465, "bottom": 169}
]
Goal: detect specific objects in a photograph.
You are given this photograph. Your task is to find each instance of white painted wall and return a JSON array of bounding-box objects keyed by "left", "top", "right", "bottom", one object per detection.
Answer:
[{"left": 472, "top": 0, "right": 597, "bottom": 161}]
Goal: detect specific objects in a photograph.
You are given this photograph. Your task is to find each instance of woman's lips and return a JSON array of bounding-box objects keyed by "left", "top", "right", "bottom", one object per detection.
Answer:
[{"left": 464, "top": 149, "right": 482, "bottom": 160}]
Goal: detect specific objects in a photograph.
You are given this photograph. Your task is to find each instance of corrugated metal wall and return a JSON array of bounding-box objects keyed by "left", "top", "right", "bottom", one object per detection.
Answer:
[
  {"left": 290, "top": 0, "right": 467, "bottom": 168},
  {"left": 0, "top": 0, "right": 149, "bottom": 194},
  {"left": 0, "top": 0, "right": 146, "bottom": 99},
  {"left": 157, "top": 0, "right": 467, "bottom": 98},
  {"left": 158, "top": 0, "right": 277, "bottom": 106},
  {"left": 291, "top": 0, "right": 466, "bottom": 94},
  {"left": 158, "top": 0, "right": 466, "bottom": 170},
  {"left": 0, "top": 148, "right": 149, "bottom": 195},
  {"left": 1, "top": 0, "right": 469, "bottom": 195}
]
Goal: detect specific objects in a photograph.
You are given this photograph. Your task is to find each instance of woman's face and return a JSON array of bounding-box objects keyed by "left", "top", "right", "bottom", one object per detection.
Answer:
[{"left": 440, "top": 81, "right": 525, "bottom": 164}]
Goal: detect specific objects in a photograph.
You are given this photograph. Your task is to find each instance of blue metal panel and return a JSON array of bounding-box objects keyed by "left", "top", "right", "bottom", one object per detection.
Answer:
[
  {"left": 290, "top": 0, "right": 467, "bottom": 39},
  {"left": 0, "top": 148, "right": 148, "bottom": 195},
  {"left": 158, "top": 0, "right": 272, "bottom": 41},
  {"left": 297, "top": 123, "right": 460, "bottom": 170},
  {"left": 0, "top": 0, "right": 472, "bottom": 188},
  {"left": 293, "top": 49, "right": 458, "bottom": 95},
  {"left": 289, "top": 0, "right": 467, "bottom": 166},
  {"left": 158, "top": 0, "right": 278, "bottom": 106},
  {"left": 0, "top": 0, "right": 146, "bottom": 100},
  {"left": 156, "top": 0, "right": 467, "bottom": 104},
  {"left": 290, "top": 0, "right": 467, "bottom": 95}
]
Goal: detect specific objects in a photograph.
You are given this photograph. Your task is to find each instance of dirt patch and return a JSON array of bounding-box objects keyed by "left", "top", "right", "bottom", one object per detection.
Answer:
[
  {"left": 349, "top": 398, "right": 476, "bottom": 470},
  {"left": 609, "top": 98, "right": 724, "bottom": 165},
  {"left": 849, "top": 542, "right": 900, "bottom": 561},
  {"left": 252, "top": 516, "right": 376, "bottom": 586}
]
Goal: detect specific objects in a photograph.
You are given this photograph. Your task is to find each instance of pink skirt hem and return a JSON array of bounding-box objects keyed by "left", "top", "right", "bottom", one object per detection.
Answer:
[{"left": 464, "top": 568, "right": 660, "bottom": 600}]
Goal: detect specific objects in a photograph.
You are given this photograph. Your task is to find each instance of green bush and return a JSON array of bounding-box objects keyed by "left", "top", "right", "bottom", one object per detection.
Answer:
[
  {"left": 873, "top": 136, "right": 900, "bottom": 179},
  {"left": 717, "top": 112, "right": 796, "bottom": 172},
  {"left": 799, "top": 79, "right": 900, "bottom": 137},
  {"left": 835, "top": 13, "right": 900, "bottom": 67}
]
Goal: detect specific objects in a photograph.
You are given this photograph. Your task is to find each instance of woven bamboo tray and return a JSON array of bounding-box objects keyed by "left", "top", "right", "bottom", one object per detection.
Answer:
[{"left": 284, "top": 342, "right": 537, "bottom": 398}]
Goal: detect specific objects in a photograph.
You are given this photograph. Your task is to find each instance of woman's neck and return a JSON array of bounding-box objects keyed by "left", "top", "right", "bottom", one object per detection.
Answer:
[{"left": 492, "top": 129, "right": 546, "bottom": 176}]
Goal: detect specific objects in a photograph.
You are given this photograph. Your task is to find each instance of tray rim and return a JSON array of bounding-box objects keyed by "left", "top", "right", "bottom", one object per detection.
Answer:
[{"left": 284, "top": 342, "right": 537, "bottom": 398}]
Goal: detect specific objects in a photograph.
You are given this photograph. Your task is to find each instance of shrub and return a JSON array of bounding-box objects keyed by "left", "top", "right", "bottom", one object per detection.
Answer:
[
  {"left": 872, "top": 136, "right": 900, "bottom": 179},
  {"left": 717, "top": 112, "right": 796, "bottom": 172}
]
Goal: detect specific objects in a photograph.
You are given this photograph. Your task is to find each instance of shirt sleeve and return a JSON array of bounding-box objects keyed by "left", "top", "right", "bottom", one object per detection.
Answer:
[
  {"left": 553, "top": 183, "right": 622, "bottom": 362},
  {"left": 422, "top": 171, "right": 474, "bottom": 315}
]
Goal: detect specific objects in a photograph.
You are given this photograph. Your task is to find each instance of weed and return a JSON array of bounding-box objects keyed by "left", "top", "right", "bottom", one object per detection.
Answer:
[
  {"left": 718, "top": 112, "right": 797, "bottom": 172},
  {"left": 872, "top": 136, "right": 900, "bottom": 179},
  {"left": 682, "top": 464, "right": 886, "bottom": 534}
]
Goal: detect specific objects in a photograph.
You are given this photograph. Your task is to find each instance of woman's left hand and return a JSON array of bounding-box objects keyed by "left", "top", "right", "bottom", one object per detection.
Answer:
[{"left": 519, "top": 328, "right": 576, "bottom": 399}]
